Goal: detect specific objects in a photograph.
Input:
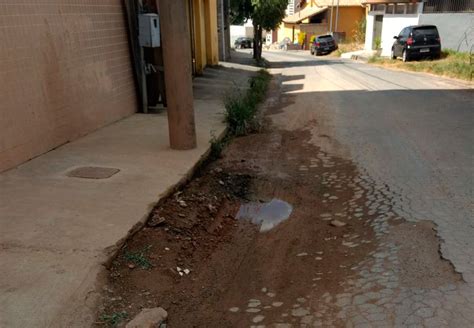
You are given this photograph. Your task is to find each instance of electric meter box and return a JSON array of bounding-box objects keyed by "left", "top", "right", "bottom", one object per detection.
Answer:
[{"left": 138, "top": 13, "right": 160, "bottom": 48}]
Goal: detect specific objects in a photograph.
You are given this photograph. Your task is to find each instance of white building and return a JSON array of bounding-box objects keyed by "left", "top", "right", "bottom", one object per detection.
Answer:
[{"left": 363, "top": 0, "right": 474, "bottom": 56}]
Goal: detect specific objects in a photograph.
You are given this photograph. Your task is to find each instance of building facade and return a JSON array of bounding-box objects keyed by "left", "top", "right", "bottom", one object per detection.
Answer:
[
  {"left": 363, "top": 0, "right": 474, "bottom": 56},
  {"left": 278, "top": 0, "right": 365, "bottom": 46},
  {"left": 287, "top": 0, "right": 297, "bottom": 16},
  {"left": 0, "top": 0, "right": 221, "bottom": 173},
  {"left": 0, "top": 0, "right": 137, "bottom": 173}
]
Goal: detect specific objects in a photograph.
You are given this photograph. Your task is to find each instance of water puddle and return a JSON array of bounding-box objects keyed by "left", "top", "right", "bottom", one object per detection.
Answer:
[{"left": 236, "top": 199, "right": 293, "bottom": 232}]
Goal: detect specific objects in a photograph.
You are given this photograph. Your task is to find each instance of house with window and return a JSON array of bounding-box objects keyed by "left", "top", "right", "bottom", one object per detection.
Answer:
[
  {"left": 278, "top": 0, "right": 365, "bottom": 47},
  {"left": 363, "top": 0, "right": 474, "bottom": 57}
]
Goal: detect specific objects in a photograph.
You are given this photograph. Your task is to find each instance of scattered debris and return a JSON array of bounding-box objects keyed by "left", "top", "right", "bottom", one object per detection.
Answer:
[
  {"left": 148, "top": 216, "right": 166, "bottom": 227},
  {"left": 176, "top": 267, "right": 191, "bottom": 276}
]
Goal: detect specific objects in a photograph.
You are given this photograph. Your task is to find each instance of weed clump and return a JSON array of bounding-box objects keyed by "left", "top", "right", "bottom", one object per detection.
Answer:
[
  {"left": 99, "top": 311, "right": 128, "bottom": 327},
  {"left": 224, "top": 69, "right": 271, "bottom": 136},
  {"left": 123, "top": 245, "right": 152, "bottom": 269}
]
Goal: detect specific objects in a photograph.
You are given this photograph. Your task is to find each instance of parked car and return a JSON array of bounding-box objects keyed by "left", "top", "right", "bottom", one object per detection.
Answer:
[
  {"left": 234, "top": 37, "right": 253, "bottom": 49},
  {"left": 391, "top": 25, "right": 441, "bottom": 62},
  {"left": 310, "top": 35, "right": 338, "bottom": 56}
]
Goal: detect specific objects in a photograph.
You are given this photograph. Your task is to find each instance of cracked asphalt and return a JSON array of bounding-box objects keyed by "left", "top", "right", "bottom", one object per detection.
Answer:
[{"left": 260, "top": 50, "right": 474, "bottom": 327}]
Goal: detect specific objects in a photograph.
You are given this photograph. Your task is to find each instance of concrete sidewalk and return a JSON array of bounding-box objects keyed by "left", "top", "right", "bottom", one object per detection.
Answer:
[{"left": 0, "top": 65, "right": 254, "bottom": 328}]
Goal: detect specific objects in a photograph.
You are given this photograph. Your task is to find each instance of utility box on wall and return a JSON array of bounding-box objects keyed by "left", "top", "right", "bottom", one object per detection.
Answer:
[{"left": 139, "top": 13, "right": 160, "bottom": 47}]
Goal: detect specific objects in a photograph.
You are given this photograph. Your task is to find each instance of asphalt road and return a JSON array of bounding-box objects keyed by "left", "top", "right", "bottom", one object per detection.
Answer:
[{"left": 261, "top": 49, "right": 474, "bottom": 326}]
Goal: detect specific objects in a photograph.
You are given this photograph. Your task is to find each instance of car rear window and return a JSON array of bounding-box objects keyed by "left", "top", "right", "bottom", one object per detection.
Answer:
[
  {"left": 413, "top": 27, "right": 439, "bottom": 36},
  {"left": 318, "top": 35, "right": 333, "bottom": 40}
]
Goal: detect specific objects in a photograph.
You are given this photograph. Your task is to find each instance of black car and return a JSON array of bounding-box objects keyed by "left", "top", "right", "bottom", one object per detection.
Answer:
[
  {"left": 234, "top": 37, "right": 253, "bottom": 49},
  {"left": 392, "top": 25, "right": 441, "bottom": 62},
  {"left": 310, "top": 35, "right": 338, "bottom": 56}
]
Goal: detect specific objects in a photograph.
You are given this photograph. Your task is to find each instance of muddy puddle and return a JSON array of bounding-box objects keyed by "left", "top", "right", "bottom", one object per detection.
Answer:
[{"left": 236, "top": 199, "right": 293, "bottom": 232}]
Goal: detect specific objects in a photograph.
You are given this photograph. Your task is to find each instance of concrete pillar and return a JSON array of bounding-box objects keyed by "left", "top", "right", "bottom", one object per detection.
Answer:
[
  {"left": 158, "top": 0, "right": 197, "bottom": 150},
  {"left": 204, "top": 0, "right": 219, "bottom": 65}
]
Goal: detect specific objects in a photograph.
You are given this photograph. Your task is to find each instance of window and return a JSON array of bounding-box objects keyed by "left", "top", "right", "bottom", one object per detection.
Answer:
[
  {"left": 386, "top": 4, "right": 395, "bottom": 14},
  {"left": 395, "top": 4, "right": 405, "bottom": 14},
  {"left": 371, "top": 4, "right": 385, "bottom": 12},
  {"left": 413, "top": 26, "right": 439, "bottom": 37},
  {"left": 398, "top": 28, "right": 409, "bottom": 39},
  {"left": 406, "top": 3, "right": 419, "bottom": 14},
  {"left": 403, "top": 28, "right": 410, "bottom": 38}
]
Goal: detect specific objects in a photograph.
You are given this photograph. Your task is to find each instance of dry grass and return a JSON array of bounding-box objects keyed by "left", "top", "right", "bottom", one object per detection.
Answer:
[{"left": 368, "top": 50, "right": 473, "bottom": 81}]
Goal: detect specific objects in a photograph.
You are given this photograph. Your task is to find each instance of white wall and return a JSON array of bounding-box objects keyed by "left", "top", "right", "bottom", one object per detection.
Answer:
[
  {"left": 380, "top": 15, "right": 420, "bottom": 56},
  {"left": 230, "top": 20, "right": 254, "bottom": 47},
  {"left": 419, "top": 13, "right": 474, "bottom": 52},
  {"left": 365, "top": 14, "right": 375, "bottom": 50}
]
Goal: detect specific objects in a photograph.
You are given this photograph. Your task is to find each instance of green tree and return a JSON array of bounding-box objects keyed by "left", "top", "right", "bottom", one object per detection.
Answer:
[{"left": 230, "top": 0, "right": 288, "bottom": 60}]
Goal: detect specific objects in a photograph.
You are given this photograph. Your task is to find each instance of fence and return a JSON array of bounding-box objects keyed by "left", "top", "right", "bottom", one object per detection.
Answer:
[{"left": 423, "top": 0, "right": 474, "bottom": 13}]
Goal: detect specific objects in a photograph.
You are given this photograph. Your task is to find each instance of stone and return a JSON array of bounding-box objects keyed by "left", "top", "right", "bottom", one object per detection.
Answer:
[
  {"left": 272, "top": 302, "right": 284, "bottom": 307},
  {"left": 125, "top": 307, "right": 167, "bottom": 328},
  {"left": 229, "top": 307, "right": 239, "bottom": 313},
  {"left": 297, "top": 252, "right": 308, "bottom": 257},
  {"left": 291, "top": 307, "right": 310, "bottom": 317},
  {"left": 248, "top": 300, "right": 261, "bottom": 308},
  {"left": 267, "top": 292, "right": 276, "bottom": 298},
  {"left": 330, "top": 220, "right": 346, "bottom": 227},
  {"left": 246, "top": 308, "right": 261, "bottom": 313},
  {"left": 252, "top": 315, "right": 265, "bottom": 323}
]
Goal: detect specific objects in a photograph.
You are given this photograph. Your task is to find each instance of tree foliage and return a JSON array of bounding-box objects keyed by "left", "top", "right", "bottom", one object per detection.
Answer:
[{"left": 230, "top": 0, "right": 288, "bottom": 60}]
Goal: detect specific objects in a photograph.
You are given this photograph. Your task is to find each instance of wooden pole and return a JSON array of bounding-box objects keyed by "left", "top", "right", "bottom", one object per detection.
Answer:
[{"left": 158, "top": 0, "right": 197, "bottom": 150}]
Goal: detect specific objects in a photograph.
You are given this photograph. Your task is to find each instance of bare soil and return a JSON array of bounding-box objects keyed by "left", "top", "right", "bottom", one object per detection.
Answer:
[{"left": 94, "top": 112, "right": 384, "bottom": 328}]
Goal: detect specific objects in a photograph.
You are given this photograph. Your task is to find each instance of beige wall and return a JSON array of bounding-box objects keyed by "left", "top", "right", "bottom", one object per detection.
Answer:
[
  {"left": 328, "top": 6, "right": 366, "bottom": 39},
  {"left": 0, "top": 0, "right": 137, "bottom": 172}
]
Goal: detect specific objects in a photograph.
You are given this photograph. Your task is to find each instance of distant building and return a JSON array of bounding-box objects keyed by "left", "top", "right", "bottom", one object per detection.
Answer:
[
  {"left": 278, "top": 0, "right": 365, "bottom": 47},
  {"left": 287, "top": 0, "right": 296, "bottom": 16},
  {"left": 362, "top": 0, "right": 474, "bottom": 56}
]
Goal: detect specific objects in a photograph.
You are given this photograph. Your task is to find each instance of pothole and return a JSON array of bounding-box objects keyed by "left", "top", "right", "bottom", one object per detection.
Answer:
[
  {"left": 67, "top": 166, "right": 120, "bottom": 179},
  {"left": 386, "top": 220, "right": 462, "bottom": 288}
]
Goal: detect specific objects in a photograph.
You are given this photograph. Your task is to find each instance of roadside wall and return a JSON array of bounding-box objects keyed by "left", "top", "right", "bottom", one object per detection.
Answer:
[
  {"left": 419, "top": 13, "right": 474, "bottom": 52},
  {"left": 380, "top": 15, "right": 420, "bottom": 56},
  {"left": 365, "top": 14, "right": 375, "bottom": 50},
  {"left": 0, "top": 1, "right": 137, "bottom": 173}
]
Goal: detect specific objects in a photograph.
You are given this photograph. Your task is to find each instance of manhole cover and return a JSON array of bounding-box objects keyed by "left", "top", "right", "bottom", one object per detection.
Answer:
[{"left": 67, "top": 167, "right": 120, "bottom": 179}]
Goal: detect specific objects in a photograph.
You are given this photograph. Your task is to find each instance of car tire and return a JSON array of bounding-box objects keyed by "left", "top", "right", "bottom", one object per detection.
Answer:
[
  {"left": 391, "top": 48, "right": 396, "bottom": 60},
  {"left": 402, "top": 50, "right": 409, "bottom": 62},
  {"left": 310, "top": 49, "right": 314, "bottom": 55}
]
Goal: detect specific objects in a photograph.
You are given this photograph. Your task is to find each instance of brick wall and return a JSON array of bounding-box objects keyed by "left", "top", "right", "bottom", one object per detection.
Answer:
[{"left": 0, "top": 0, "right": 137, "bottom": 172}]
